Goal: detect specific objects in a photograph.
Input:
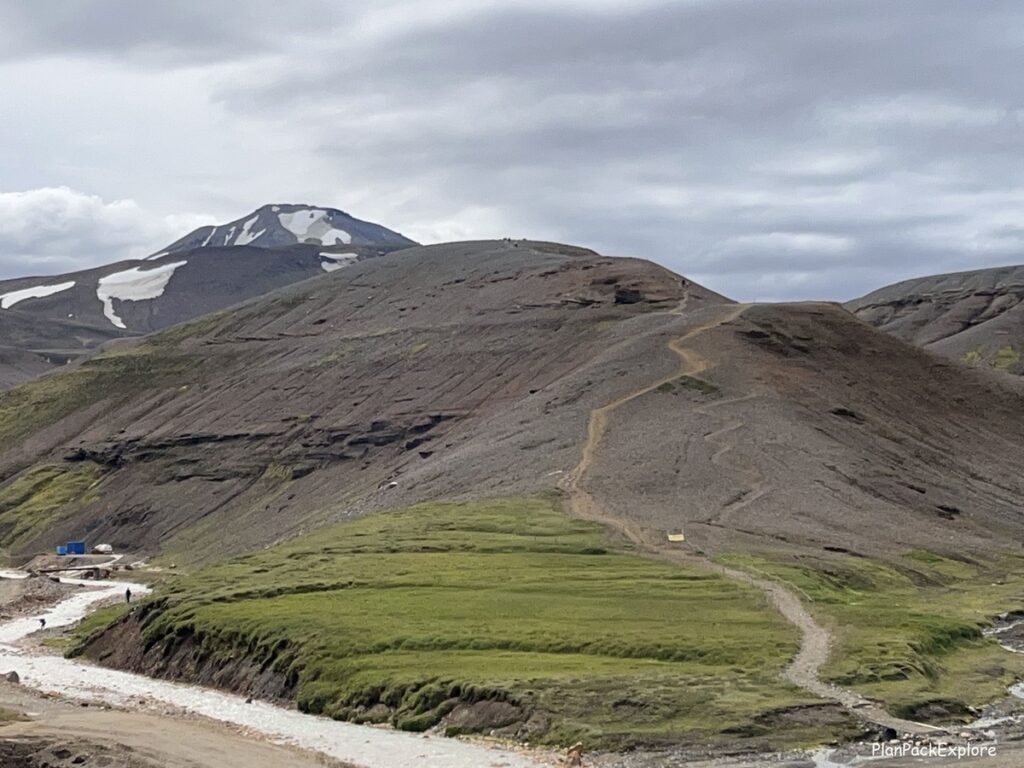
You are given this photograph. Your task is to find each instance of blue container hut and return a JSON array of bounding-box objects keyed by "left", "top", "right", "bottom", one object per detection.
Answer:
[
  {"left": 66, "top": 541, "right": 86, "bottom": 555},
  {"left": 56, "top": 545, "right": 68, "bottom": 556}
]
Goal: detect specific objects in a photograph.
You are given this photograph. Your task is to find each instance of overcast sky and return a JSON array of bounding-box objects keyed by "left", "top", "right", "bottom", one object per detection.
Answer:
[{"left": 1, "top": 1, "right": 1022, "bottom": 300}]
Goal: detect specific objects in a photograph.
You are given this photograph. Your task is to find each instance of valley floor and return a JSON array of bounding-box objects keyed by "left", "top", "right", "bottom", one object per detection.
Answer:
[
  {"left": 0, "top": 575, "right": 344, "bottom": 767},
  {"left": 4, "top": 522, "right": 1024, "bottom": 767}
]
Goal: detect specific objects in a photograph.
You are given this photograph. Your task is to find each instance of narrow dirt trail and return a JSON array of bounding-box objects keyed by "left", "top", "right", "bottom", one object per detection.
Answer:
[
  {"left": 561, "top": 302, "right": 940, "bottom": 736},
  {"left": 696, "top": 394, "right": 772, "bottom": 525}
]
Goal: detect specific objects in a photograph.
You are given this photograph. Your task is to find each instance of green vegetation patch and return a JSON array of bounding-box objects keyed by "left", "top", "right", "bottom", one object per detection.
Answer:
[
  {"left": 74, "top": 601, "right": 134, "bottom": 641},
  {"left": 76, "top": 497, "right": 849, "bottom": 748},
  {"left": 718, "top": 550, "right": 1024, "bottom": 723},
  {"left": 656, "top": 375, "right": 721, "bottom": 397},
  {"left": 148, "top": 310, "right": 229, "bottom": 347},
  {"left": 0, "top": 463, "right": 106, "bottom": 549},
  {"left": 992, "top": 345, "right": 1021, "bottom": 373},
  {"left": 959, "top": 344, "right": 1021, "bottom": 373},
  {"left": 0, "top": 706, "right": 26, "bottom": 724},
  {"left": 961, "top": 346, "right": 985, "bottom": 366},
  {"left": 0, "top": 344, "right": 196, "bottom": 444}
]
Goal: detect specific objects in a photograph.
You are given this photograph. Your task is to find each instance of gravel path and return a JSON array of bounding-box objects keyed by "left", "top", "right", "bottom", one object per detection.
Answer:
[{"left": 560, "top": 300, "right": 940, "bottom": 737}]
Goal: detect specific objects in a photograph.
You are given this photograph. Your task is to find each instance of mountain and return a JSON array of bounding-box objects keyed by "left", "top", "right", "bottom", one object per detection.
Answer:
[
  {"left": 157, "top": 203, "right": 416, "bottom": 255},
  {"left": 0, "top": 205, "right": 417, "bottom": 388},
  {"left": 846, "top": 264, "right": 1024, "bottom": 375},
  {"left": 8, "top": 240, "right": 1024, "bottom": 752},
  {"left": 0, "top": 240, "right": 711, "bottom": 560},
  {"left": 2, "top": 240, "right": 1023, "bottom": 566}
]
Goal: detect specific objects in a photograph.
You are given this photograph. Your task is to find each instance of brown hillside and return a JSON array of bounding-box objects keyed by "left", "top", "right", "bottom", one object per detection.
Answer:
[{"left": 2, "top": 241, "right": 1024, "bottom": 566}]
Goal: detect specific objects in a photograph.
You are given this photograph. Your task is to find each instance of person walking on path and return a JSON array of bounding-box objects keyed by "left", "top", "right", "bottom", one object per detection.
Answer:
[{"left": 125, "top": 587, "right": 132, "bottom": 604}]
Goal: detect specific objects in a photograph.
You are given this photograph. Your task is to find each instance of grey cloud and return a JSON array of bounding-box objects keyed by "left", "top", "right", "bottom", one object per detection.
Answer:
[
  {"left": 0, "top": 0, "right": 347, "bottom": 64},
  {"left": 0, "top": 188, "right": 212, "bottom": 279},
  {"left": 292, "top": 1, "right": 1024, "bottom": 299},
  {"left": 4, "top": 1, "right": 1024, "bottom": 300}
]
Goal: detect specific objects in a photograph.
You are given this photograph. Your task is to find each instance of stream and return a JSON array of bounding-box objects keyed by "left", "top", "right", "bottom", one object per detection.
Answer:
[
  {"left": 0, "top": 569, "right": 550, "bottom": 768},
  {"left": 810, "top": 616, "right": 1024, "bottom": 767}
]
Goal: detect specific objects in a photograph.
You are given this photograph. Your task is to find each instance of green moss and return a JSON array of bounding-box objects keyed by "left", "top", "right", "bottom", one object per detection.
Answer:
[
  {"left": 657, "top": 376, "right": 720, "bottom": 397},
  {"left": 72, "top": 602, "right": 133, "bottom": 646},
  {"left": 149, "top": 311, "right": 229, "bottom": 346},
  {"left": 0, "top": 345, "right": 196, "bottom": 444},
  {"left": 0, "top": 463, "right": 106, "bottom": 549},
  {"left": 75, "top": 497, "right": 852, "bottom": 749},
  {"left": 961, "top": 345, "right": 1023, "bottom": 373},
  {"left": 718, "top": 550, "right": 1024, "bottom": 723},
  {"left": 260, "top": 463, "right": 294, "bottom": 483},
  {"left": 992, "top": 345, "right": 1021, "bottom": 373},
  {"left": 0, "top": 707, "right": 25, "bottom": 724},
  {"left": 961, "top": 346, "right": 985, "bottom": 366}
]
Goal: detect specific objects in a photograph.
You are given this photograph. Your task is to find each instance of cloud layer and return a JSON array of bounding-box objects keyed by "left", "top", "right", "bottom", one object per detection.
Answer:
[
  {"left": 2, "top": 1, "right": 1023, "bottom": 298},
  {"left": 0, "top": 188, "right": 211, "bottom": 278}
]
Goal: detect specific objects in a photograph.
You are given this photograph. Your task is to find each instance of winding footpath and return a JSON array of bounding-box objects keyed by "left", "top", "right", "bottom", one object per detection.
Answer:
[
  {"left": 0, "top": 571, "right": 552, "bottom": 768},
  {"left": 560, "top": 302, "right": 940, "bottom": 736}
]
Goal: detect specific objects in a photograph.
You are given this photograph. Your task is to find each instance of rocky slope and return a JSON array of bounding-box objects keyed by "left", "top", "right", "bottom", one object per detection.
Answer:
[
  {"left": 846, "top": 264, "right": 1024, "bottom": 375},
  {"left": 0, "top": 240, "right": 709, "bottom": 561},
  {"left": 0, "top": 205, "right": 416, "bottom": 388},
  {"left": 1, "top": 240, "right": 1024, "bottom": 567}
]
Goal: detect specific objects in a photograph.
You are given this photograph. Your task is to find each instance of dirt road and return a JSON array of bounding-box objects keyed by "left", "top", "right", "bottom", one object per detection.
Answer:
[{"left": 561, "top": 301, "right": 938, "bottom": 736}]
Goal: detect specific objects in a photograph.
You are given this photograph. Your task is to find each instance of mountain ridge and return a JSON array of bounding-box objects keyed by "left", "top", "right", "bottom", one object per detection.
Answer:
[
  {"left": 0, "top": 204, "right": 418, "bottom": 388},
  {"left": 847, "top": 262, "right": 1024, "bottom": 375},
  {"left": 5, "top": 238, "right": 1024, "bottom": 752},
  {"left": 156, "top": 203, "right": 417, "bottom": 256}
]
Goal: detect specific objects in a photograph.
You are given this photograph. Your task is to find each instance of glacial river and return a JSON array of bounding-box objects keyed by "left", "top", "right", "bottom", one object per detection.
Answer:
[{"left": 0, "top": 569, "right": 550, "bottom": 768}]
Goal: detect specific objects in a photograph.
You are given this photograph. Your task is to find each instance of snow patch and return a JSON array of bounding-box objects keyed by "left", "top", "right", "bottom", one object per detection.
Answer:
[
  {"left": 223, "top": 225, "right": 236, "bottom": 245},
  {"left": 234, "top": 215, "right": 264, "bottom": 246},
  {"left": 144, "top": 251, "right": 169, "bottom": 262},
  {"left": 318, "top": 227, "right": 352, "bottom": 246},
  {"left": 0, "top": 281, "right": 76, "bottom": 309},
  {"left": 279, "top": 209, "right": 352, "bottom": 245},
  {"left": 96, "top": 261, "right": 187, "bottom": 329},
  {"left": 246, "top": 229, "right": 266, "bottom": 243},
  {"left": 278, "top": 209, "right": 320, "bottom": 238},
  {"left": 320, "top": 252, "right": 358, "bottom": 272}
]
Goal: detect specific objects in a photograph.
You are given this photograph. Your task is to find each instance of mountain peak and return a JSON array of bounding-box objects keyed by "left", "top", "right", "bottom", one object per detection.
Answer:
[{"left": 155, "top": 203, "right": 417, "bottom": 256}]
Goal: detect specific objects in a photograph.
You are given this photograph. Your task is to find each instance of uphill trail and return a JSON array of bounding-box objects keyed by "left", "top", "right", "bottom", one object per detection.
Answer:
[
  {"left": 695, "top": 395, "right": 771, "bottom": 526},
  {"left": 560, "top": 300, "right": 940, "bottom": 737}
]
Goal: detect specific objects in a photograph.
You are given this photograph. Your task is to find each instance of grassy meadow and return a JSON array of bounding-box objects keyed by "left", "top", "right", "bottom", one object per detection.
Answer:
[
  {"left": 0, "top": 463, "right": 105, "bottom": 552},
  {"left": 73, "top": 497, "right": 852, "bottom": 749},
  {"left": 719, "top": 550, "right": 1024, "bottom": 721}
]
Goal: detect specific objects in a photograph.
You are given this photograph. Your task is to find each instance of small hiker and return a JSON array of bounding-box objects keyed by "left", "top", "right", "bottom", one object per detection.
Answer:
[
  {"left": 125, "top": 587, "right": 132, "bottom": 604},
  {"left": 38, "top": 618, "right": 46, "bottom": 629}
]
